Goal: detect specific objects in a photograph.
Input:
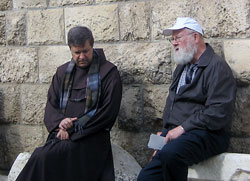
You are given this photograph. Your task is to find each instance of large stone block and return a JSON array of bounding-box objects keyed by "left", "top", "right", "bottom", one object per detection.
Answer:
[
  {"left": 190, "top": 0, "right": 250, "bottom": 38},
  {"left": 6, "top": 11, "right": 26, "bottom": 46},
  {"left": 113, "top": 144, "right": 141, "bottom": 181},
  {"left": 96, "top": 42, "right": 172, "bottom": 84},
  {"left": 0, "top": 47, "right": 38, "bottom": 83},
  {"left": 96, "top": 0, "right": 127, "bottom": 2},
  {"left": 0, "top": 125, "right": 45, "bottom": 169},
  {"left": 204, "top": 39, "right": 224, "bottom": 58},
  {"left": 8, "top": 144, "right": 141, "bottom": 181},
  {"left": 13, "top": 0, "right": 47, "bottom": 9},
  {"left": 152, "top": 0, "right": 250, "bottom": 40},
  {"left": 0, "top": 0, "right": 12, "bottom": 11},
  {"left": 65, "top": 5, "right": 119, "bottom": 42},
  {"left": 224, "top": 40, "right": 250, "bottom": 85},
  {"left": 229, "top": 137, "right": 250, "bottom": 154},
  {"left": 49, "top": 0, "right": 92, "bottom": 7},
  {"left": 0, "top": 84, "right": 21, "bottom": 123},
  {"left": 0, "top": 175, "right": 7, "bottom": 181},
  {"left": 151, "top": 0, "right": 190, "bottom": 40},
  {"left": 0, "top": 12, "right": 6, "bottom": 45},
  {"left": 27, "top": 9, "right": 64, "bottom": 45},
  {"left": 118, "top": 85, "right": 143, "bottom": 131},
  {"left": 111, "top": 126, "right": 154, "bottom": 167},
  {"left": 143, "top": 85, "right": 170, "bottom": 131},
  {"left": 8, "top": 152, "right": 30, "bottom": 181},
  {"left": 231, "top": 86, "right": 250, "bottom": 137},
  {"left": 21, "top": 84, "right": 49, "bottom": 124},
  {"left": 188, "top": 153, "right": 250, "bottom": 180},
  {"left": 119, "top": 2, "right": 150, "bottom": 41},
  {"left": 38, "top": 46, "right": 71, "bottom": 83}
]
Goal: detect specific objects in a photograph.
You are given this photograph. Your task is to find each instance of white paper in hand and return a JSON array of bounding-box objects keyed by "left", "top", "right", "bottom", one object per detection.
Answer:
[{"left": 147, "top": 134, "right": 166, "bottom": 150}]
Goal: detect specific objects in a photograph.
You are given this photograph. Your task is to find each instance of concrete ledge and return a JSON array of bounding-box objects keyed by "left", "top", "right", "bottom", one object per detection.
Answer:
[{"left": 188, "top": 153, "right": 250, "bottom": 181}]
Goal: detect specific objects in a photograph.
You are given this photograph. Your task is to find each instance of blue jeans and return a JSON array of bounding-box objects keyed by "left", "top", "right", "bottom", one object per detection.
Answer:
[{"left": 137, "top": 129, "right": 229, "bottom": 181}]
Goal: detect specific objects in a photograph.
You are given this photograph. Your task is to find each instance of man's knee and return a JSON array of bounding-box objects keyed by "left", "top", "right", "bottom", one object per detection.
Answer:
[{"left": 159, "top": 146, "right": 181, "bottom": 166}]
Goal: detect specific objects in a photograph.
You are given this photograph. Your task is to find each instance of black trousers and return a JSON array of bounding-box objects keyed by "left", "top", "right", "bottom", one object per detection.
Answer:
[{"left": 137, "top": 129, "right": 229, "bottom": 181}]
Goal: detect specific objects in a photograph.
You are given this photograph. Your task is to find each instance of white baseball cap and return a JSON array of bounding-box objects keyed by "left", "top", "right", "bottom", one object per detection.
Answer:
[{"left": 163, "top": 17, "right": 203, "bottom": 36}]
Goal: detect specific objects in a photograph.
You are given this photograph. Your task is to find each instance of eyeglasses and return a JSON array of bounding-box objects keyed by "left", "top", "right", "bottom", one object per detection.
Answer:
[{"left": 168, "top": 32, "right": 195, "bottom": 43}]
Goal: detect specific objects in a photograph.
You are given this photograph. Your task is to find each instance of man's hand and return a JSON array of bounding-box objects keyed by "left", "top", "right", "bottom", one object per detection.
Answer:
[
  {"left": 56, "top": 129, "right": 69, "bottom": 140},
  {"left": 59, "top": 117, "right": 77, "bottom": 130},
  {"left": 165, "top": 126, "right": 185, "bottom": 143}
]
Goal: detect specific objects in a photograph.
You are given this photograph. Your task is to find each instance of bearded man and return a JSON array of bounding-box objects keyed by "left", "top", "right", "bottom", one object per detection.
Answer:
[
  {"left": 16, "top": 26, "right": 122, "bottom": 181},
  {"left": 137, "top": 17, "right": 236, "bottom": 181}
]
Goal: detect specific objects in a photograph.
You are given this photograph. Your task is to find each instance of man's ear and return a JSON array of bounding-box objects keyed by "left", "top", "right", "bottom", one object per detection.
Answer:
[{"left": 194, "top": 33, "right": 203, "bottom": 44}]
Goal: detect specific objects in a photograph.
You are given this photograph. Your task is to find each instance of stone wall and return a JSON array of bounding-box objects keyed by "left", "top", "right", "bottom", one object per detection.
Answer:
[{"left": 0, "top": 0, "right": 250, "bottom": 171}]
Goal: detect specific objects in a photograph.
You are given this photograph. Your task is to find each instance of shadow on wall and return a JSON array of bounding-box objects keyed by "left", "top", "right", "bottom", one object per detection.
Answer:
[
  {"left": 0, "top": 91, "right": 24, "bottom": 171},
  {"left": 112, "top": 78, "right": 166, "bottom": 167},
  {"left": 0, "top": 91, "right": 9, "bottom": 171}
]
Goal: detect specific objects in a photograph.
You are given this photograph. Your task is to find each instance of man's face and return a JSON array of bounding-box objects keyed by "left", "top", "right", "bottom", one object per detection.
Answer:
[
  {"left": 172, "top": 29, "right": 197, "bottom": 65},
  {"left": 70, "top": 40, "right": 93, "bottom": 68}
]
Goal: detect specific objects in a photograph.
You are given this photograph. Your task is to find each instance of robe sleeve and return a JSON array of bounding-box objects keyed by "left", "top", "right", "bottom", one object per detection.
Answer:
[
  {"left": 44, "top": 69, "right": 66, "bottom": 132},
  {"left": 70, "top": 67, "right": 122, "bottom": 141}
]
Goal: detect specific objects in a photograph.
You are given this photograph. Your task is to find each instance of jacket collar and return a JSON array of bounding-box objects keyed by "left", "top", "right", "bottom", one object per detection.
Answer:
[{"left": 171, "top": 43, "right": 214, "bottom": 90}]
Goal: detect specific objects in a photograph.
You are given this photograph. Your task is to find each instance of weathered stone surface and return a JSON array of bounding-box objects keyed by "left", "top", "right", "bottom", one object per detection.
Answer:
[
  {"left": 118, "top": 85, "right": 143, "bottom": 131},
  {"left": 119, "top": 2, "right": 150, "bottom": 41},
  {"left": 0, "top": 84, "right": 21, "bottom": 123},
  {"left": 231, "top": 86, "right": 250, "bottom": 137},
  {"left": 27, "top": 9, "right": 64, "bottom": 45},
  {"left": 42, "top": 125, "right": 49, "bottom": 142},
  {"left": 113, "top": 144, "right": 141, "bottom": 181},
  {"left": 8, "top": 144, "right": 141, "bottom": 181},
  {"left": 204, "top": 39, "right": 224, "bottom": 58},
  {"left": 96, "top": 42, "right": 172, "bottom": 84},
  {"left": 144, "top": 85, "right": 169, "bottom": 131},
  {"left": 38, "top": 46, "right": 71, "bottom": 83},
  {"left": 111, "top": 125, "right": 154, "bottom": 167},
  {"left": 65, "top": 5, "right": 119, "bottom": 42},
  {"left": 190, "top": 0, "right": 250, "bottom": 38},
  {"left": 224, "top": 40, "right": 250, "bottom": 84},
  {"left": 0, "top": 175, "right": 7, "bottom": 181},
  {"left": 0, "top": 47, "right": 38, "bottom": 83},
  {"left": 0, "top": 0, "right": 12, "bottom": 11},
  {"left": 188, "top": 153, "right": 250, "bottom": 180},
  {"left": 8, "top": 152, "right": 30, "bottom": 181},
  {"left": 96, "top": 0, "right": 127, "bottom": 2},
  {"left": 0, "top": 12, "right": 6, "bottom": 45},
  {"left": 13, "top": 0, "right": 47, "bottom": 9},
  {"left": 0, "top": 125, "right": 44, "bottom": 169},
  {"left": 49, "top": 0, "right": 92, "bottom": 7},
  {"left": 229, "top": 137, "right": 250, "bottom": 154},
  {"left": 151, "top": 0, "right": 190, "bottom": 40},
  {"left": 152, "top": 0, "right": 250, "bottom": 40},
  {"left": 6, "top": 11, "right": 26, "bottom": 46},
  {"left": 21, "top": 84, "right": 49, "bottom": 124}
]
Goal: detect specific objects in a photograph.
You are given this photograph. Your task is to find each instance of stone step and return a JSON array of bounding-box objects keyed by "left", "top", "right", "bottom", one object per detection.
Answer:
[{"left": 188, "top": 153, "right": 250, "bottom": 181}]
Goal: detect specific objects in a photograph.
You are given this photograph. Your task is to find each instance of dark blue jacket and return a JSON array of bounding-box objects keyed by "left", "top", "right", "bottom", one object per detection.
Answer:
[{"left": 162, "top": 44, "right": 236, "bottom": 134}]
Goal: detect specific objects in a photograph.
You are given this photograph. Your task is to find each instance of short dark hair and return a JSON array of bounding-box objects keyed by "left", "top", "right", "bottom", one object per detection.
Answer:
[{"left": 67, "top": 26, "right": 94, "bottom": 48}]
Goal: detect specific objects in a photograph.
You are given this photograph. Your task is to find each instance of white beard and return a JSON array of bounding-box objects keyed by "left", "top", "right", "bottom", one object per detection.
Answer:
[{"left": 173, "top": 42, "right": 198, "bottom": 65}]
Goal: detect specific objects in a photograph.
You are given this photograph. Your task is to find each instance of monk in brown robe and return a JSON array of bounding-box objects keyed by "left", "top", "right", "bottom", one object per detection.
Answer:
[{"left": 16, "top": 26, "right": 122, "bottom": 181}]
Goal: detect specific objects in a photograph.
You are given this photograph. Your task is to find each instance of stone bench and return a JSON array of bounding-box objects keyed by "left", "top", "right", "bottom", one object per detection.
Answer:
[
  {"left": 8, "top": 143, "right": 141, "bottom": 181},
  {"left": 7, "top": 149, "right": 250, "bottom": 181},
  {"left": 188, "top": 153, "right": 250, "bottom": 181}
]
